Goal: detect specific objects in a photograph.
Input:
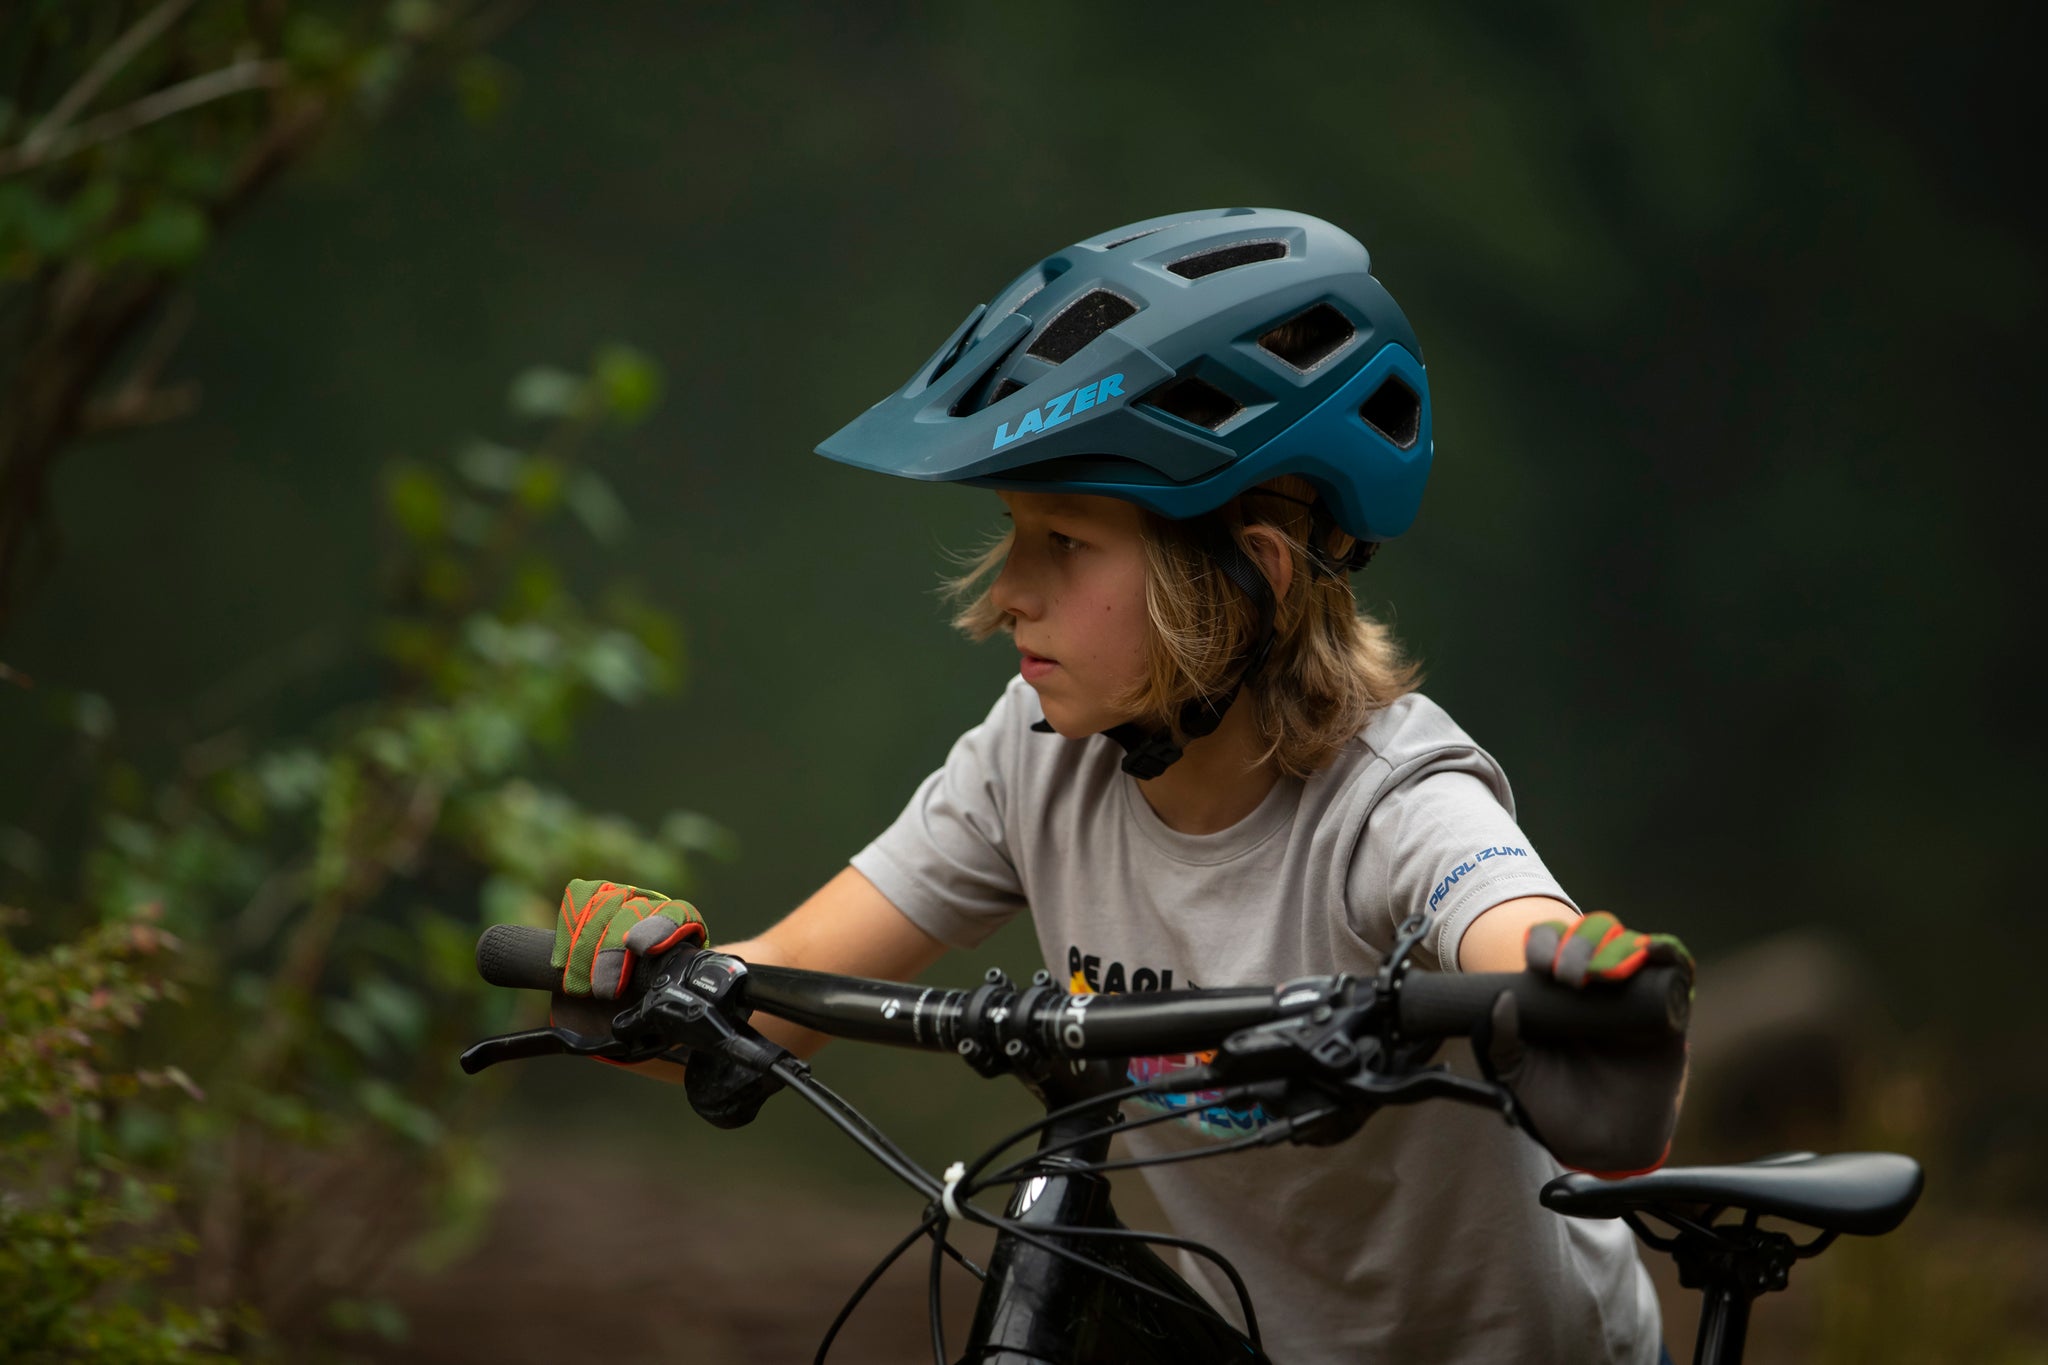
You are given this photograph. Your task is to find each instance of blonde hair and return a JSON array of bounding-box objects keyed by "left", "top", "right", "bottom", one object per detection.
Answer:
[{"left": 945, "top": 477, "right": 1419, "bottom": 778}]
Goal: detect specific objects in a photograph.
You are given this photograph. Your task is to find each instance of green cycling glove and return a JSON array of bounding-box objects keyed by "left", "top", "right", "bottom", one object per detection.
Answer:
[
  {"left": 552, "top": 878, "right": 707, "bottom": 1001},
  {"left": 1524, "top": 911, "right": 1694, "bottom": 990},
  {"left": 1483, "top": 911, "right": 1694, "bottom": 1177}
]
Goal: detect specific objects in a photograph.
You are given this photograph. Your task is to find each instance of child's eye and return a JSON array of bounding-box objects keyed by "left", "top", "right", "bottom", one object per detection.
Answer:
[{"left": 1049, "top": 531, "right": 1082, "bottom": 553}]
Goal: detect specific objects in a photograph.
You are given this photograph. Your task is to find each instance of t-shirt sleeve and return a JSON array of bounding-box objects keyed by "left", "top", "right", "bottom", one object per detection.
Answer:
[
  {"left": 850, "top": 687, "right": 1029, "bottom": 950},
  {"left": 1347, "top": 763, "right": 1578, "bottom": 972}
]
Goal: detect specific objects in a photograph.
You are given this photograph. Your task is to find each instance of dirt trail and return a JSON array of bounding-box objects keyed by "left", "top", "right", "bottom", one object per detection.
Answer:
[
  {"left": 370, "top": 1149, "right": 990, "bottom": 1364},
  {"left": 369, "top": 1144, "right": 1814, "bottom": 1365}
]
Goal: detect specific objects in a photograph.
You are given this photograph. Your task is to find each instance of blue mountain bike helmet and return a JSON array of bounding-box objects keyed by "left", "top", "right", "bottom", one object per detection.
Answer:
[{"left": 815, "top": 207, "right": 1435, "bottom": 776}]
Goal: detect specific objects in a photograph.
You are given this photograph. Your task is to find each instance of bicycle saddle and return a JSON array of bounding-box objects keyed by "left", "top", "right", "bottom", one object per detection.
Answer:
[{"left": 1540, "top": 1151, "right": 1923, "bottom": 1236}]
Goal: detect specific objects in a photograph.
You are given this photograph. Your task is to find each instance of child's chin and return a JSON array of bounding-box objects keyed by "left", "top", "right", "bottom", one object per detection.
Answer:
[{"left": 1036, "top": 703, "right": 1119, "bottom": 740}]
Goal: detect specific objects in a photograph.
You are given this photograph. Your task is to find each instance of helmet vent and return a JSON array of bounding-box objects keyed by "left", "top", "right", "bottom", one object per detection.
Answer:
[
  {"left": 1028, "top": 290, "right": 1138, "bottom": 364},
  {"left": 1140, "top": 375, "right": 1243, "bottom": 432},
  {"left": 926, "top": 324, "right": 975, "bottom": 386},
  {"left": 989, "top": 377, "right": 1027, "bottom": 404},
  {"left": 1359, "top": 376, "right": 1421, "bottom": 449},
  {"left": 1258, "top": 303, "right": 1355, "bottom": 372},
  {"left": 1167, "top": 240, "right": 1287, "bottom": 280}
]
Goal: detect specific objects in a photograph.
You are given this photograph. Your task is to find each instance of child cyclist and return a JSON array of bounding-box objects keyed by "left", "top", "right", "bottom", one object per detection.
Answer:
[{"left": 548, "top": 209, "right": 1691, "bottom": 1363}]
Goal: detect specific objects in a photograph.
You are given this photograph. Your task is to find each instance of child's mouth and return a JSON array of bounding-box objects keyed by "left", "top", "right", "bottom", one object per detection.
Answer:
[{"left": 1019, "top": 649, "right": 1058, "bottom": 682}]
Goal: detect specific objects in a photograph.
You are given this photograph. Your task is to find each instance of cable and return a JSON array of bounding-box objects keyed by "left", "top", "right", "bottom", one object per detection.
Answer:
[
  {"left": 773, "top": 1058, "right": 940, "bottom": 1200},
  {"left": 954, "top": 1199, "right": 1274, "bottom": 1362},
  {"left": 1015, "top": 1221, "right": 1263, "bottom": 1348},
  {"left": 962, "top": 1112, "right": 1316, "bottom": 1349},
  {"left": 969, "top": 1085, "right": 1268, "bottom": 1193},
  {"left": 813, "top": 1209, "right": 938, "bottom": 1365},
  {"left": 783, "top": 1062, "right": 936, "bottom": 1190},
  {"left": 927, "top": 1211, "right": 948, "bottom": 1365},
  {"left": 1038, "top": 1124, "right": 1287, "bottom": 1178},
  {"left": 950, "top": 1079, "right": 1152, "bottom": 1193}
]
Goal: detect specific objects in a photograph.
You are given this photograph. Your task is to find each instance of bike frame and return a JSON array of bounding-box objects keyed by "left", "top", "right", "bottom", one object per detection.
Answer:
[{"left": 959, "top": 1074, "right": 1261, "bottom": 1363}]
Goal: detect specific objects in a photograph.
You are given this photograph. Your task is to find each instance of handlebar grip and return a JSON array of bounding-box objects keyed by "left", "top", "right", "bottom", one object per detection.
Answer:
[
  {"left": 476, "top": 924, "right": 561, "bottom": 992},
  {"left": 1396, "top": 966, "right": 1689, "bottom": 1042}
]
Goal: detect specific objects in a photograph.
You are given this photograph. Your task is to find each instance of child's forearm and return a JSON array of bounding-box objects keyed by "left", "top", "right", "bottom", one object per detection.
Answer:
[{"left": 1457, "top": 895, "right": 1580, "bottom": 972}]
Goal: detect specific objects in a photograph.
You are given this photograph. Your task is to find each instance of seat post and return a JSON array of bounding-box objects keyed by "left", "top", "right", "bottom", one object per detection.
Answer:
[
  {"left": 1690, "top": 1281, "right": 1752, "bottom": 1365},
  {"left": 1671, "top": 1224, "right": 1794, "bottom": 1365}
]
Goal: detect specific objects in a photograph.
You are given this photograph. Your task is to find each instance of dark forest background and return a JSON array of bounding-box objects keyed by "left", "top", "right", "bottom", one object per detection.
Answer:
[{"left": 3, "top": 3, "right": 2043, "bottom": 1360}]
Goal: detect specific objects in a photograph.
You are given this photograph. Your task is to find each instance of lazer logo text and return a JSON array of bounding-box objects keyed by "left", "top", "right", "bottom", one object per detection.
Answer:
[{"left": 992, "top": 372, "right": 1124, "bottom": 449}]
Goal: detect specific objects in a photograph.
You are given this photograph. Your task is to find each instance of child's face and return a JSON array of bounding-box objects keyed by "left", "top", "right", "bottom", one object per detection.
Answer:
[{"left": 992, "top": 491, "right": 1151, "bottom": 737}]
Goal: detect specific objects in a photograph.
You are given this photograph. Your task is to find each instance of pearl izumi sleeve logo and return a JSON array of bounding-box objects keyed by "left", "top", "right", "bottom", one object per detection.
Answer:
[
  {"left": 1428, "top": 845, "right": 1531, "bottom": 913},
  {"left": 992, "top": 373, "right": 1124, "bottom": 449}
]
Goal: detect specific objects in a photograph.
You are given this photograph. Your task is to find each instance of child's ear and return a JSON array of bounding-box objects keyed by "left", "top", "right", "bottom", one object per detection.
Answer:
[{"left": 1241, "top": 524, "right": 1295, "bottom": 604}]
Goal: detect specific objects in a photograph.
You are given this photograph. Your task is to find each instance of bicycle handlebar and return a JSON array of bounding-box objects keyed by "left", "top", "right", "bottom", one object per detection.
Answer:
[{"left": 474, "top": 923, "right": 1688, "bottom": 1055}]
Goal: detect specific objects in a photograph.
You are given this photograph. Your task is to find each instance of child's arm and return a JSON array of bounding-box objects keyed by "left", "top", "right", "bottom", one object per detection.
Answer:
[
  {"left": 1456, "top": 895, "right": 1579, "bottom": 972},
  {"left": 712, "top": 866, "right": 948, "bottom": 1059}
]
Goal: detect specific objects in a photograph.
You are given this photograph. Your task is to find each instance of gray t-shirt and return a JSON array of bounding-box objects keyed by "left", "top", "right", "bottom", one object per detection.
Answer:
[{"left": 854, "top": 678, "right": 1660, "bottom": 1364}]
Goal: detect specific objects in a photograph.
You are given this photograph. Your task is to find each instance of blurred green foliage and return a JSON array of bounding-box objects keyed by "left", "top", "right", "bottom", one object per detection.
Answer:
[
  {"left": 0, "top": 907, "right": 223, "bottom": 1362},
  {"left": 0, "top": 346, "right": 727, "bottom": 1354}
]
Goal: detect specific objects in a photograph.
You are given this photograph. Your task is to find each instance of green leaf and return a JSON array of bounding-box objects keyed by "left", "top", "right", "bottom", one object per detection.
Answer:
[
  {"left": 507, "top": 366, "right": 587, "bottom": 419},
  {"left": 326, "top": 996, "right": 383, "bottom": 1060},
  {"left": 566, "top": 470, "right": 628, "bottom": 544},
  {"left": 73, "top": 692, "right": 116, "bottom": 741},
  {"left": 579, "top": 630, "right": 653, "bottom": 703},
  {"left": 355, "top": 1078, "right": 443, "bottom": 1146},
  {"left": 66, "top": 178, "right": 121, "bottom": 234},
  {"left": 159, "top": 149, "right": 232, "bottom": 199},
  {"left": 593, "top": 344, "right": 662, "bottom": 423},
  {"left": 362, "top": 725, "right": 412, "bottom": 772},
  {"left": 285, "top": 14, "right": 352, "bottom": 75},
  {"left": 385, "top": 464, "right": 448, "bottom": 543},
  {"left": 455, "top": 439, "right": 525, "bottom": 492},
  {"left": 0, "top": 182, "right": 76, "bottom": 260},
  {"left": 97, "top": 200, "right": 209, "bottom": 270},
  {"left": 464, "top": 615, "right": 560, "bottom": 666},
  {"left": 356, "top": 975, "right": 427, "bottom": 1050},
  {"left": 254, "top": 748, "right": 328, "bottom": 810},
  {"left": 453, "top": 701, "right": 526, "bottom": 774},
  {"left": 515, "top": 455, "right": 566, "bottom": 511}
]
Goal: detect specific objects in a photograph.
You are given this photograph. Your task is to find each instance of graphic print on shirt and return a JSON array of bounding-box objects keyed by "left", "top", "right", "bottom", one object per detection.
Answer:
[{"left": 1064, "top": 944, "right": 1273, "bottom": 1138}]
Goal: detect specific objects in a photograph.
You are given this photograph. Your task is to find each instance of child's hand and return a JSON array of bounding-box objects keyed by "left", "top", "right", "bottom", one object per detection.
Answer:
[
  {"left": 547, "top": 878, "right": 707, "bottom": 1040},
  {"left": 1482, "top": 912, "right": 1692, "bottom": 1177},
  {"left": 1523, "top": 912, "right": 1694, "bottom": 989}
]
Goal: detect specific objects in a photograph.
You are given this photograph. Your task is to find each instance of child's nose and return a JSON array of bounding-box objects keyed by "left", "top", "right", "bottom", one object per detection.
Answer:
[{"left": 990, "top": 559, "right": 1042, "bottom": 621}]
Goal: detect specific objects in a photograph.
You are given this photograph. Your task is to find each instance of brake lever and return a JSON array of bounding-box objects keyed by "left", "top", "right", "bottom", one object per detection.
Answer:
[
  {"left": 458, "top": 1024, "right": 650, "bottom": 1074},
  {"left": 1343, "top": 1064, "right": 1513, "bottom": 1119}
]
